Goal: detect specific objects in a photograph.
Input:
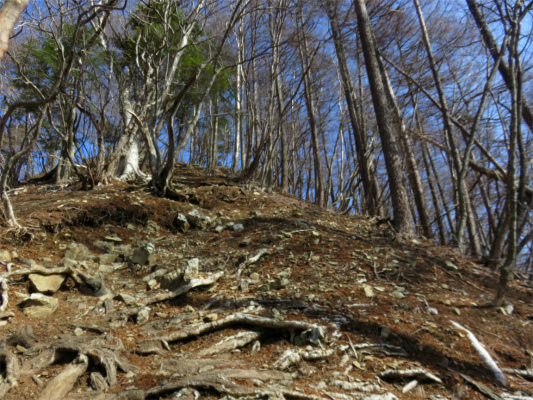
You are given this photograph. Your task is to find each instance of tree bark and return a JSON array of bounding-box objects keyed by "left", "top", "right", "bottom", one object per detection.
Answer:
[
  {"left": 0, "top": 0, "right": 30, "bottom": 62},
  {"left": 353, "top": 0, "right": 412, "bottom": 234}
]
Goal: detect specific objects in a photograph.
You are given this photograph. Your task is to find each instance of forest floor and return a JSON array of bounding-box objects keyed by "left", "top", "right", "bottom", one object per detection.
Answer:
[{"left": 0, "top": 163, "right": 532, "bottom": 400}]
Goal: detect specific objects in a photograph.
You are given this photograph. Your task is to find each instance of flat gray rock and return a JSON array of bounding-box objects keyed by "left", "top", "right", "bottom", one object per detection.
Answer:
[{"left": 29, "top": 273, "right": 66, "bottom": 294}]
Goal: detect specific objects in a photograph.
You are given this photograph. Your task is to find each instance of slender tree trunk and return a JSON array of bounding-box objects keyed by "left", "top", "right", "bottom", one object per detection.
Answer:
[
  {"left": 325, "top": 0, "right": 377, "bottom": 214},
  {"left": 297, "top": 13, "right": 325, "bottom": 208},
  {"left": 353, "top": 0, "right": 412, "bottom": 233}
]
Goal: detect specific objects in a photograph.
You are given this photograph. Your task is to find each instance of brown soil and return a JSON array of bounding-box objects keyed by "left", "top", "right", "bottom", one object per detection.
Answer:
[{"left": 1, "top": 164, "right": 532, "bottom": 400}]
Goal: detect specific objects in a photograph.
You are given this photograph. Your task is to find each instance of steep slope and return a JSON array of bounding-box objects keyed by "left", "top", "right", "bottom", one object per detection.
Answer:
[{"left": 0, "top": 164, "right": 531, "bottom": 400}]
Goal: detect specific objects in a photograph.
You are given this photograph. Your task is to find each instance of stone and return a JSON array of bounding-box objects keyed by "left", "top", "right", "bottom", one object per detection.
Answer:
[
  {"left": 99, "top": 265, "right": 116, "bottom": 273},
  {"left": 380, "top": 326, "right": 391, "bottom": 338},
  {"left": 116, "top": 294, "right": 137, "bottom": 306},
  {"left": 0, "top": 250, "right": 11, "bottom": 263},
  {"left": 214, "top": 225, "right": 225, "bottom": 233},
  {"left": 250, "top": 273, "right": 260, "bottom": 283},
  {"left": 64, "top": 243, "right": 91, "bottom": 261},
  {"left": 94, "top": 240, "right": 114, "bottom": 253},
  {"left": 146, "top": 220, "right": 161, "bottom": 234},
  {"left": 187, "top": 209, "right": 211, "bottom": 230},
  {"left": 137, "top": 307, "right": 151, "bottom": 324},
  {"left": 390, "top": 291, "right": 405, "bottom": 299},
  {"left": 240, "top": 238, "right": 251, "bottom": 247},
  {"left": 58, "top": 257, "right": 78, "bottom": 268},
  {"left": 147, "top": 279, "right": 159, "bottom": 290},
  {"left": 74, "top": 327, "right": 84, "bottom": 336},
  {"left": 96, "top": 254, "right": 118, "bottom": 264},
  {"left": 132, "top": 244, "right": 157, "bottom": 267},
  {"left": 114, "top": 244, "right": 133, "bottom": 257},
  {"left": 174, "top": 213, "right": 190, "bottom": 233},
  {"left": 105, "top": 235, "right": 122, "bottom": 243},
  {"left": 18, "top": 294, "right": 59, "bottom": 318},
  {"left": 444, "top": 261, "right": 459, "bottom": 271},
  {"left": 204, "top": 313, "right": 218, "bottom": 322},
  {"left": 20, "top": 258, "right": 37, "bottom": 267},
  {"left": 28, "top": 274, "right": 66, "bottom": 294},
  {"left": 183, "top": 258, "right": 199, "bottom": 282},
  {"left": 233, "top": 223, "right": 244, "bottom": 232},
  {"left": 363, "top": 285, "right": 374, "bottom": 298}
]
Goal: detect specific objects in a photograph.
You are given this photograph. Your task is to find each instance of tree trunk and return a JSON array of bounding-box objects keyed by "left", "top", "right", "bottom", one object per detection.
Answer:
[
  {"left": 325, "top": 0, "right": 377, "bottom": 215},
  {"left": 0, "top": 0, "right": 30, "bottom": 62},
  {"left": 353, "top": 0, "right": 412, "bottom": 234}
]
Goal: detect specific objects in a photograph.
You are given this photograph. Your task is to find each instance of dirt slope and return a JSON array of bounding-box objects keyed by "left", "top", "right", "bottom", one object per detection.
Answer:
[{"left": 1, "top": 164, "right": 532, "bottom": 400}]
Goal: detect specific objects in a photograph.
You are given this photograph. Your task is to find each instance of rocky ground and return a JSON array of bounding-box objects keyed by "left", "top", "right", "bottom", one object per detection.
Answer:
[{"left": 0, "top": 163, "right": 532, "bottom": 400}]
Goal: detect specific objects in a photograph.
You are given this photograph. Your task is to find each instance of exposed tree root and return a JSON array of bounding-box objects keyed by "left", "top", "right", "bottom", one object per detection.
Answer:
[
  {"left": 138, "top": 313, "right": 326, "bottom": 352},
  {"left": 37, "top": 354, "right": 88, "bottom": 400}
]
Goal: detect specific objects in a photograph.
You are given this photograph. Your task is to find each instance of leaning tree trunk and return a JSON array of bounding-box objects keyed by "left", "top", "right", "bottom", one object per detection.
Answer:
[
  {"left": 353, "top": 0, "right": 413, "bottom": 234},
  {"left": 0, "top": 0, "right": 30, "bottom": 63}
]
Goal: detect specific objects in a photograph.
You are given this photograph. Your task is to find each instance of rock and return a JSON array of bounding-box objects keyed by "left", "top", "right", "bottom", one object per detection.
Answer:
[
  {"left": 41, "top": 257, "right": 53, "bottom": 263},
  {"left": 118, "top": 390, "right": 145, "bottom": 400},
  {"left": 233, "top": 223, "right": 244, "bottom": 232},
  {"left": 96, "top": 254, "right": 118, "bottom": 264},
  {"left": 0, "top": 250, "right": 12, "bottom": 263},
  {"left": 137, "top": 307, "right": 151, "bottom": 324},
  {"left": 390, "top": 290, "right": 405, "bottom": 299},
  {"left": 20, "top": 258, "right": 37, "bottom": 267},
  {"left": 274, "top": 277, "right": 289, "bottom": 289},
  {"left": 147, "top": 279, "right": 159, "bottom": 290},
  {"left": 58, "top": 257, "right": 78, "bottom": 268},
  {"left": 250, "top": 272, "right": 260, "bottom": 283},
  {"left": 363, "top": 285, "right": 374, "bottom": 298},
  {"left": 84, "top": 277, "right": 109, "bottom": 296},
  {"left": 146, "top": 220, "right": 161, "bottom": 234},
  {"left": 64, "top": 243, "right": 91, "bottom": 261},
  {"left": 115, "top": 294, "right": 137, "bottom": 306},
  {"left": 99, "top": 265, "right": 116, "bottom": 273},
  {"left": 214, "top": 225, "right": 225, "bottom": 233},
  {"left": 132, "top": 244, "right": 157, "bottom": 267},
  {"left": 28, "top": 274, "right": 66, "bottom": 294},
  {"left": 18, "top": 294, "right": 59, "bottom": 318},
  {"left": 240, "top": 237, "right": 251, "bottom": 247},
  {"left": 444, "top": 261, "right": 459, "bottom": 271},
  {"left": 114, "top": 244, "right": 133, "bottom": 258},
  {"left": 74, "top": 327, "right": 84, "bottom": 336},
  {"left": 174, "top": 213, "right": 190, "bottom": 233},
  {"left": 380, "top": 326, "right": 391, "bottom": 338},
  {"left": 183, "top": 258, "right": 199, "bottom": 282},
  {"left": 104, "top": 235, "right": 122, "bottom": 243},
  {"left": 94, "top": 240, "right": 114, "bottom": 253},
  {"left": 187, "top": 209, "right": 211, "bottom": 230},
  {"left": 204, "top": 313, "right": 218, "bottom": 322}
]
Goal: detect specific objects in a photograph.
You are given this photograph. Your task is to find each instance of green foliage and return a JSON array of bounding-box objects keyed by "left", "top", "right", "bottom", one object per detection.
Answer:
[{"left": 114, "top": 0, "right": 236, "bottom": 121}]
